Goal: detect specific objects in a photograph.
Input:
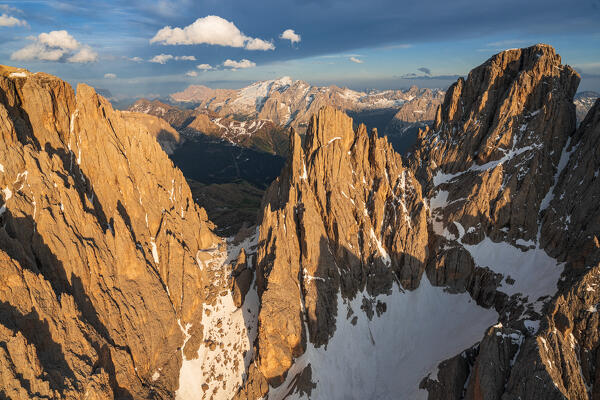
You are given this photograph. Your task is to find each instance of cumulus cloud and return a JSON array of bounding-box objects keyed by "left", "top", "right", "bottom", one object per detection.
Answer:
[
  {"left": 104, "top": 73, "right": 117, "bottom": 79},
  {"left": 223, "top": 59, "right": 256, "bottom": 69},
  {"left": 244, "top": 38, "right": 275, "bottom": 51},
  {"left": 349, "top": 56, "right": 364, "bottom": 64},
  {"left": 67, "top": 46, "right": 98, "bottom": 63},
  {"left": 280, "top": 29, "right": 300, "bottom": 45},
  {"left": 149, "top": 54, "right": 174, "bottom": 64},
  {"left": 185, "top": 70, "right": 198, "bottom": 77},
  {"left": 0, "top": 13, "right": 26, "bottom": 27},
  {"left": 11, "top": 30, "right": 98, "bottom": 63},
  {"left": 176, "top": 55, "right": 196, "bottom": 61},
  {"left": 128, "top": 56, "right": 143, "bottom": 62},
  {"left": 418, "top": 67, "right": 431, "bottom": 75},
  {"left": 150, "top": 15, "right": 274, "bottom": 51},
  {"left": 196, "top": 63, "right": 213, "bottom": 70}
]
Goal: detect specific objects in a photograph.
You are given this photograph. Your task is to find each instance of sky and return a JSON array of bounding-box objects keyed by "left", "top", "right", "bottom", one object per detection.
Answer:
[{"left": 0, "top": 0, "right": 599, "bottom": 100}]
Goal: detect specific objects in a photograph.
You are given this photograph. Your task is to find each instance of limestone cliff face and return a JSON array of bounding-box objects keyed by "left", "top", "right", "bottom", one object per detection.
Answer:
[
  {"left": 411, "top": 44, "right": 579, "bottom": 247},
  {"left": 254, "top": 107, "right": 428, "bottom": 384},
  {"left": 0, "top": 66, "right": 219, "bottom": 399}
]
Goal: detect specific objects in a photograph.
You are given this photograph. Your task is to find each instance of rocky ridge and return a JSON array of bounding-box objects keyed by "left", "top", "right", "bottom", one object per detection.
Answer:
[
  {"left": 129, "top": 99, "right": 290, "bottom": 157},
  {"left": 253, "top": 107, "right": 428, "bottom": 385},
  {"left": 0, "top": 65, "right": 224, "bottom": 399}
]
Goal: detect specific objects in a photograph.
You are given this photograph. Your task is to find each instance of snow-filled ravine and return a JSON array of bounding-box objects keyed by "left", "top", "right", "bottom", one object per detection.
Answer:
[
  {"left": 269, "top": 276, "right": 498, "bottom": 400},
  {"left": 176, "top": 233, "right": 260, "bottom": 400}
]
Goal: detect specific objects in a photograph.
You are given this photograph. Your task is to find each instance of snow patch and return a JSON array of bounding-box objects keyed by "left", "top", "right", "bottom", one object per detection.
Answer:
[
  {"left": 463, "top": 237, "right": 563, "bottom": 302},
  {"left": 2, "top": 187, "right": 12, "bottom": 201},
  {"left": 150, "top": 239, "right": 160, "bottom": 264},
  {"left": 540, "top": 137, "right": 575, "bottom": 213},
  {"left": 370, "top": 228, "right": 391, "bottom": 266},
  {"left": 523, "top": 319, "right": 540, "bottom": 334}
]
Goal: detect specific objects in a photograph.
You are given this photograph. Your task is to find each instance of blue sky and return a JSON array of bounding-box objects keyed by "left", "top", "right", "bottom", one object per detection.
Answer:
[{"left": 1, "top": 0, "right": 599, "bottom": 99}]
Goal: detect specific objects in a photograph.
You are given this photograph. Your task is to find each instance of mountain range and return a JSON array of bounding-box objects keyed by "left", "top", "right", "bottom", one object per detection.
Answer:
[{"left": 0, "top": 44, "right": 599, "bottom": 400}]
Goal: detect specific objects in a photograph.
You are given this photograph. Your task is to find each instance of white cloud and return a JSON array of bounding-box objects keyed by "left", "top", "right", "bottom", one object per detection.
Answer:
[
  {"left": 129, "top": 56, "right": 143, "bottom": 62},
  {"left": 0, "top": 13, "right": 26, "bottom": 27},
  {"left": 104, "top": 73, "right": 117, "bottom": 79},
  {"left": 149, "top": 54, "right": 196, "bottom": 63},
  {"left": 349, "top": 56, "right": 364, "bottom": 64},
  {"left": 150, "top": 15, "right": 275, "bottom": 51},
  {"left": 196, "top": 63, "right": 213, "bottom": 70},
  {"left": 280, "top": 29, "right": 300, "bottom": 45},
  {"left": 244, "top": 38, "right": 275, "bottom": 51},
  {"left": 11, "top": 30, "right": 98, "bottom": 63},
  {"left": 223, "top": 59, "right": 256, "bottom": 70},
  {"left": 185, "top": 70, "right": 198, "bottom": 77},
  {"left": 67, "top": 46, "right": 98, "bottom": 63},
  {"left": 149, "top": 54, "right": 174, "bottom": 64},
  {"left": 39, "top": 30, "right": 79, "bottom": 50}
]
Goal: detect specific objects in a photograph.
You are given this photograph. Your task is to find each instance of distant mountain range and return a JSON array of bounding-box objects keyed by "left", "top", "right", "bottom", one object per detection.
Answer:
[{"left": 169, "top": 77, "right": 445, "bottom": 135}]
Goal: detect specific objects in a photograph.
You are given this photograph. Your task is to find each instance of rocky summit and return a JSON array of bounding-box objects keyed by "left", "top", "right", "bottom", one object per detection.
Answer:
[{"left": 1, "top": 43, "right": 600, "bottom": 400}]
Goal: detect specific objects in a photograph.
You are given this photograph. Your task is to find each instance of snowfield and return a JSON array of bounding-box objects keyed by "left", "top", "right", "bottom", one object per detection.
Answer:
[{"left": 269, "top": 276, "right": 498, "bottom": 400}]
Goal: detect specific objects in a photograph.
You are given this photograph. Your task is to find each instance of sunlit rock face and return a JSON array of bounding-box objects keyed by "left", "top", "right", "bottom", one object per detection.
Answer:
[{"left": 0, "top": 66, "right": 219, "bottom": 399}]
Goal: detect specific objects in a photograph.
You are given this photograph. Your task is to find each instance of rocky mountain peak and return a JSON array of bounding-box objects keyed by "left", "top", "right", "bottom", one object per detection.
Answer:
[
  {"left": 428, "top": 43, "right": 578, "bottom": 169},
  {"left": 254, "top": 105, "right": 428, "bottom": 386},
  {"left": 410, "top": 43, "right": 580, "bottom": 246},
  {"left": 303, "top": 106, "right": 356, "bottom": 153}
]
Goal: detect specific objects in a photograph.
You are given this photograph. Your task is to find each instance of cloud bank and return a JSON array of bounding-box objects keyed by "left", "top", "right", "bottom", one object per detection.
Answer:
[
  {"left": 11, "top": 30, "right": 98, "bottom": 63},
  {"left": 150, "top": 15, "right": 274, "bottom": 51}
]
